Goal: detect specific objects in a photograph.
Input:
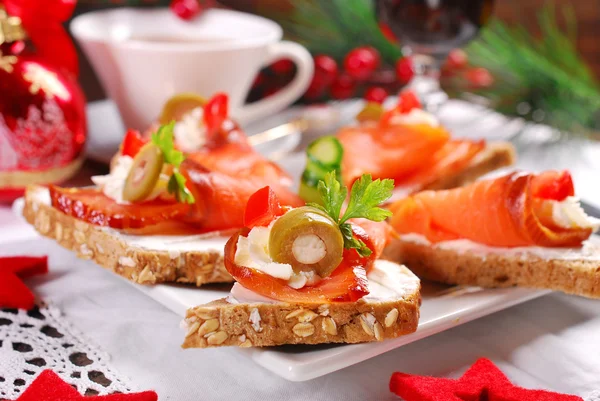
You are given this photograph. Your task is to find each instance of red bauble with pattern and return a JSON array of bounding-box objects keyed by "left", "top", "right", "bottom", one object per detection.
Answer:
[{"left": 0, "top": 42, "right": 86, "bottom": 201}]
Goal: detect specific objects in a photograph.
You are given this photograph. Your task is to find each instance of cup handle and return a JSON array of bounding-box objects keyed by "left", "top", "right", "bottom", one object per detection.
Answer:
[{"left": 234, "top": 41, "right": 314, "bottom": 125}]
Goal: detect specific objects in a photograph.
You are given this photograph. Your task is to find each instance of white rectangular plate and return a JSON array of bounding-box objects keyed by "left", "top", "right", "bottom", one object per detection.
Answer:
[{"left": 136, "top": 281, "right": 549, "bottom": 381}]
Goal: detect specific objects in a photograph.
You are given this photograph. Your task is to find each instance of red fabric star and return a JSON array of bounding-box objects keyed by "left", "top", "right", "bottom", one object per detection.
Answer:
[
  {"left": 0, "top": 256, "right": 48, "bottom": 309},
  {"left": 390, "top": 358, "right": 583, "bottom": 401},
  {"left": 16, "top": 370, "right": 158, "bottom": 401}
]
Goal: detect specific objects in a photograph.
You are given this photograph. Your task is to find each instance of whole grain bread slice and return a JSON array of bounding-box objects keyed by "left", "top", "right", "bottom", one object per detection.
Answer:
[
  {"left": 421, "top": 141, "right": 516, "bottom": 191},
  {"left": 383, "top": 236, "right": 600, "bottom": 298},
  {"left": 182, "top": 261, "right": 421, "bottom": 348},
  {"left": 23, "top": 185, "right": 232, "bottom": 286}
]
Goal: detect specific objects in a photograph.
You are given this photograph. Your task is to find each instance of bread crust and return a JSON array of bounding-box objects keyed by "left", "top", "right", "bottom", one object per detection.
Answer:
[
  {"left": 182, "top": 288, "right": 421, "bottom": 348},
  {"left": 421, "top": 141, "right": 516, "bottom": 191},
  {"left": 383, "top": 238, "right": 600, "bottom": 298},
  {"left": 23, "top": 186, "right": 232, "bottom": 286}
]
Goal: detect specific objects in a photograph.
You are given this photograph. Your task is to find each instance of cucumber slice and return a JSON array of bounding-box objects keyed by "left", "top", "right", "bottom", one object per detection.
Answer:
[
  {"left": 299, "top": 181, "right": 323, "bottom": 205},
  {"left": 306, "top": 136, "right": 343, "bottom": 167},
  {"left": 300, "top": 136, "right": 344, "bottom": 204}
]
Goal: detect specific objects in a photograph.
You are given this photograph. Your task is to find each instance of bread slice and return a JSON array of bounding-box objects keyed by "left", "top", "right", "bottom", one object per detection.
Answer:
[
  {"left": 383, "top": 235, "right": 600, "bottom": 298},
  {"left": 421, "top": 141, "right": 516, "bottom": 191},
  {"left": 22, "top": 185, "right": 232, "bottom": 286},
  {"left": 181, "top": 260, "right": 421, "bottom": 348}
]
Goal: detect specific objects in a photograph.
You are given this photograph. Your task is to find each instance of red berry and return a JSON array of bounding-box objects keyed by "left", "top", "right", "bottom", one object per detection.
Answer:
[
  {"left": 398, "top": 90, "right": 422, "bottom": 113},
  {"left": 465, "top": 67, "right": 494, "bottom": 88},
  {"left": 363, "top": 86, "right": 387, "bottom": 104},
  {"left": 446, "top": 49, "right": 468, "bottom": 70},
  {"left": 304, "top": 55, "right": 338, "bottom": 100},
  {"left": 395, "top": 57, "right": 414, "bottom": 84},
  {"left": 271, "top": 59, "right": 294, "bottom": 75},
  {"left": 344, "top": 47, "right": 381, "bottom": 80},
  {"left": 170, "top": 0, "right": 201, "bottom": 20},
  {"left": 330, "top": 74, "right": 356, "bottom": 100},
  {"left": 314, "top": 55, "right": 338, "bottom": 86}
]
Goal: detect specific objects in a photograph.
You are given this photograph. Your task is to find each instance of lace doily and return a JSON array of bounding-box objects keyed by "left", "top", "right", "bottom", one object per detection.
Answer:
[{"left": 0, "top": 304, "right": 133, "bottom": 399}]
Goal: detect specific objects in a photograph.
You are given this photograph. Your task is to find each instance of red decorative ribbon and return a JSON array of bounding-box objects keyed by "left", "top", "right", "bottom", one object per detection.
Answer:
[
  {"left": 16, "top": 370, "right": 159, "bottom": 400},
  {"left": 0, "top": 256, "right": 48, "bottom": 309},
  {"left": 2, "top": 0, "right": 79, "bottom": 77},
  {"left": 390, "top": 358, "right": 583, "bottom": 401}
]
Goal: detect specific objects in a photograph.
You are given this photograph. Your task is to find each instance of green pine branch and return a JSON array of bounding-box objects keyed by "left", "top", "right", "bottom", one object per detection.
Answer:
[
  {"left": 462, "top": 4, "right": 600, "bottom": 136},
  {"left": 278, "top": 0, "right": 402, "bottom": 65}
]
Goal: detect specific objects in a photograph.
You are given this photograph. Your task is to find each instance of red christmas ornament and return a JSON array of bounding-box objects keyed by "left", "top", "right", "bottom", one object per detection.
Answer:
[
  {"left": 390, "top": 358, "right": 583, "bottom": 401},
  {"left": 0, "top": 3, "right": 86, "bottom": 202},
  {"left": 395, "top": 56, "right": 414, "bottom": 84},
  {"left": 330, "top": 74, "right": 356, "bottom": 100},
  {"left": 344, "top": 46, "right": 380, "bottom": 80},
  {"left": 16, "top": 370, "right": 158, "bottom": 401},
  {"left": 170, "top": 0, "right": 202, "bottom": 21},
  {"left": 0, "top": 256, "right": 48, "bottom": 310},
  {"left": 304, "top": 54, "right": 338, "bottom": 100},
  {"left": 363, "top": 86, "right": 388, "bottom": 104}
]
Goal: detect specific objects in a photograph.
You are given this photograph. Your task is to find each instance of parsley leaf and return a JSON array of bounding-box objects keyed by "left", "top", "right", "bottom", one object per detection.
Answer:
[
  {"left": 151, "top": 122, "right": 195, "bottom": 204},
  {"left": 315, "top": 171, "right": 393, "bottom": 256},
  {"left": 340, "top": 174, "right": 394, "bottom": 224}
]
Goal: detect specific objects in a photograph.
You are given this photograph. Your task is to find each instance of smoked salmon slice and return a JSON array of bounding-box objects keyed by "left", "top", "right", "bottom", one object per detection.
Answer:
[
  {"left": 399, "top": 139, "right": 485, "bottom": 188},
  {"left": 182, "top": 159, "right": 303, "bottom": 232},
  {"left": 49, "top": 186, "right": 191, "bottom": 230},
  {"left": 224, "top": 219, "right": 390, "bottom": 303},
  {"left": 338, "top": 123, "right": 450, "bottom": 186},
  {"left": 50, "top": 159, "right": 303, "bottom": 231},
  {"left": 389, "top": 171, "right": 592, "bottom": 247},
  {"left": 187, "top": 142, "right": 292, "bottom": 187}
]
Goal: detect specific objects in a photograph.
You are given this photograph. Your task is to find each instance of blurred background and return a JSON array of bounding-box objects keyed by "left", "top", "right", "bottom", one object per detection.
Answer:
[{"left": 2, "top": 0, "right": 599, "bottom": 202}]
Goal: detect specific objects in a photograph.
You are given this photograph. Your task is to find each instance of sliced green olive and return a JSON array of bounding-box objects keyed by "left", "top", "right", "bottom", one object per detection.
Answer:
[
  {"left": 269, "top": 206, "right": 344, "bottom": 278},
  {"left": 122, "top": 143, "right": 164, "bottom": 202},
  {"left": 159, "top": 93, "right": 206, "bottom": 124}
]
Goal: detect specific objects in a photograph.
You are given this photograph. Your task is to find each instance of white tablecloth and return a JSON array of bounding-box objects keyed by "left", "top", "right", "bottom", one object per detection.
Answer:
[{"left": 2, "top": 194, "right": 600, "bottom": 400}]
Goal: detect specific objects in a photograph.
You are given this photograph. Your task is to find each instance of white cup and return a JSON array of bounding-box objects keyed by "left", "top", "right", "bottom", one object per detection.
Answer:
[{"left": 71, "top": 8, "right": 314, "bottom": 130}]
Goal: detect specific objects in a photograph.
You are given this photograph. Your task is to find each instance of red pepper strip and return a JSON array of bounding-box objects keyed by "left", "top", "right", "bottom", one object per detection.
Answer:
[
  {"left": 121, "top": 129, "right": 147, "bottom": 157},
  {"left": 203, "top": 92, "right": 229, "bottom": 139},
  {"left": 381, "top": 90, "right": 422, "bottom": 126},
  {"left": 530, "top": 170, "right": 574, "bottom": 201},
  {"left": 244, "top": 186, "right": 284, "bottom": 229},
  {"left": 224, "top": 224, "right": 377, "bottom": 303}
]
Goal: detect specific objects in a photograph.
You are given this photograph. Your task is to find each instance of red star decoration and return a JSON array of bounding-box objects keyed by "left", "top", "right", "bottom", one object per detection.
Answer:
[
  {"left": 390, "top": 358, "right": 583, "bottom": 401},
  {"left": 0, "top": 256, "right": 48, "bottom": 310},
  {"left": 16, "top": 370, "right": 158, "bottom": 401}
]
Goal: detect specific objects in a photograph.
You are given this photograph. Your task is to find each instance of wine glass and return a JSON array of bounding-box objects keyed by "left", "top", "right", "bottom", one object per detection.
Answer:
[{"left": 376, "top": 0, "right": 495, "bottom": 111}]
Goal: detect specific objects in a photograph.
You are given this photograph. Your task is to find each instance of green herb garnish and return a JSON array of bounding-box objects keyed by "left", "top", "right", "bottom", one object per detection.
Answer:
[
  {"left": 151, "top": 122, "right": 195, "bottom": 204},
  {"left": 310, "top": 171, "right": 394, "bottom": 257}
]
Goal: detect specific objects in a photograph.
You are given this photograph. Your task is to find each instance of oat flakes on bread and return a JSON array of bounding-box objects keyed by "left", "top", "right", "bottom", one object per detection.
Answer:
[
  {"left": 23, "top": 185, "right": 232, "bottom": 286},
  {"left": 383, "top": 237, "right": 600, "bottom": 298},
  {"left": 181, "top": 260, "right": 421, "bottom": 348}
]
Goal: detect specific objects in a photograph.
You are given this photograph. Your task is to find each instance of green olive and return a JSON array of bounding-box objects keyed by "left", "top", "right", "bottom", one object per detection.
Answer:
[
  {"left": 269, "top": 206, "right": 344, "bottom": 278},
  {"left": 356, "top": 101, "right": 384, "bottom": 122},
  {"left": 122, "top": 143, "right": 164, "bottom": 202},
  {"left": 159, "top": 93, "right": 206, "bottom": 124}
]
